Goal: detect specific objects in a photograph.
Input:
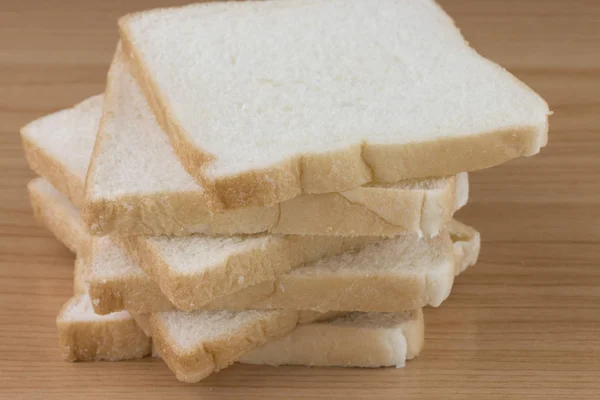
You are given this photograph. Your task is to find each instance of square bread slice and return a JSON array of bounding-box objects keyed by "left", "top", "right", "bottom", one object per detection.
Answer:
[
  {"left": 120, "top": 0, "right": 550, "bottom": 210},
  {"left": 58, "top": 290, "right": 423, "bottom": 372},
  {"left": 89, "top": 228, "right": 460, "bottom": 314},
  {"left": 22, "top": 53, "right": 467, "bottom": 238},
  {"left": 138, "top": 309, "right": 424, "bottom": 382}
]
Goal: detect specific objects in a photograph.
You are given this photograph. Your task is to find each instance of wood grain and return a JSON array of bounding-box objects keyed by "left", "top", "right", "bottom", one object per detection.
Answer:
[{"left": 0, "top": 0, "right": 599, "bottom": 398}]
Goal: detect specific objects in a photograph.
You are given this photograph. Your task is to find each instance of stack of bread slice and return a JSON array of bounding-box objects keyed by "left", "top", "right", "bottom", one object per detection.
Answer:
[{"left": 21, "top": 0, "right": 549, "bottom": 383}]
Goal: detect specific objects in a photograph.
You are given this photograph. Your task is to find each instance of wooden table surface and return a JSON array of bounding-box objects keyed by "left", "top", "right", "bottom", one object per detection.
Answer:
[{"left": 1, "top": 0, "right": 599, "bottom": 398}]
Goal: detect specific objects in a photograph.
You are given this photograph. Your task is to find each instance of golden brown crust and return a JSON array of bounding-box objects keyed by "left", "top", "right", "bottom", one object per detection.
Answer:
[{"left": 82, "top": 191, "right": 214, "bottom": 236}]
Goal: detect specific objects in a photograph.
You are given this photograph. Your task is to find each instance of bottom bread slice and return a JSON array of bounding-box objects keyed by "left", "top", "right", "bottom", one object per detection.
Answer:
[
  {"left": 143, "top": 309, "right": 424, "bottom": 382},
  {"left": 57, "top": 292, "right": 423, "bottom": 374}
]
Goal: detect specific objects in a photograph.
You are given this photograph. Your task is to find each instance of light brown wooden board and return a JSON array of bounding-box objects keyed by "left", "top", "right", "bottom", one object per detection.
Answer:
[{"left": 0, "top": 0, "right": 599, "bottom": 398}]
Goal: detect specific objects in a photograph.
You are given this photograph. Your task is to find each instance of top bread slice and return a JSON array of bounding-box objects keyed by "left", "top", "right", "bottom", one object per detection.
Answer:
[
  {"left": 120, "top": 0, "right": 550, "bottom": 211},
  {"left": 79, "top": 48, "right": 467, "bottom": 237}
]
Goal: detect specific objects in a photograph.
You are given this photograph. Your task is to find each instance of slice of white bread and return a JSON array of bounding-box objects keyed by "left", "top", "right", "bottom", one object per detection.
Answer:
[
  {"left": 58, "top": 291, "right": 422, "bottom": 371},
  {"left": 89, "top": 225, "right": 469, "bottom": 314},
  {"left": 31, "top": 180, "right": 424, "bottom": 375},
  {"left": 137, "top": 308, "right": 423, "bottom": 382},
  {"left": 120, "top": 0, "right": 550, "bottom": 210},
  {"left": 22, "top": 55, "right": 467, "bottom": 238},
  {"left": 239, "top": 310, "right": 424, "bottom": 368}
]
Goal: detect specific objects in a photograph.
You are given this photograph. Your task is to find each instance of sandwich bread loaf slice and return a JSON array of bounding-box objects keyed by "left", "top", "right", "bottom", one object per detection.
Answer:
[
  {"left": 30, "top": 182, "right": 344, "bottom": 366},
  {"left": 139, "top": 308, "right": 424, "bottom": 382},
  {"left": 120, "top": 0, "right": 550, "bottom": 210},
  {"left": 89, "top": 226, "right": 465, "bottom": 314},
  {"left": 58, "top": 290, "right": 423, "bottom": 369}
]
